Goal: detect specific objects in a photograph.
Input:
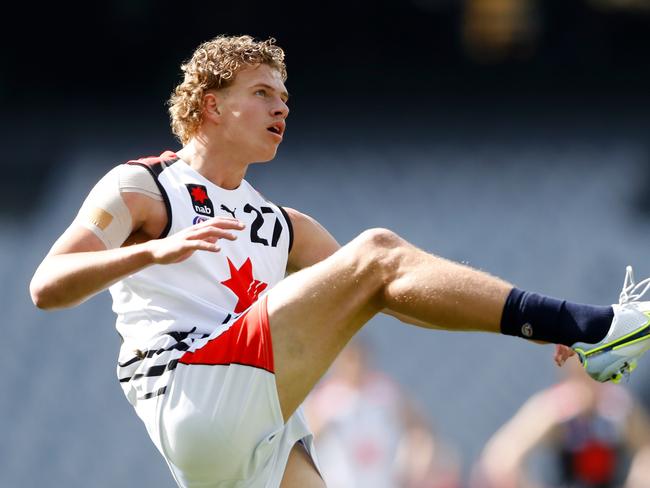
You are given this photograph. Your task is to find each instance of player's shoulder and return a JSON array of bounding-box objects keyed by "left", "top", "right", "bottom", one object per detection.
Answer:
[
  {"left": 126, "top": 150, "right": 179, "bottom": 167},
  {"left": 281, "top": 207, "right": 312, "bottom": 226},
  {"left": 90, "top": 154, "right": 167, "bottom": 201},
  {"left": 95, "top": 150, "right": 179, "bottom": 182},
  {"left": 125, "top": 150, "right": 180, "bottom": 175},
  {"left": 282, "top": 208, "right": 332, "bottom": 240}
]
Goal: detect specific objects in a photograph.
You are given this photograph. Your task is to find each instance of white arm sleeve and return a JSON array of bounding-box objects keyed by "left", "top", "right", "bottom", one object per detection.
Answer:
[{"left": 73, "top": 164, "right": 163, "bottom": 249}]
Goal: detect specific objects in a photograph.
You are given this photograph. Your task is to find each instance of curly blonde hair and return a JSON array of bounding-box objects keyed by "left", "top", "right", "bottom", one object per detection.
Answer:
[{"left": 168, "top": 35, "right": 287, "bottom": 144}]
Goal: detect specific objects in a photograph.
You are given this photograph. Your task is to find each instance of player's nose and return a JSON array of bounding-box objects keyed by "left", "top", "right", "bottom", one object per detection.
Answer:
[{"left": 271, "top": 98, "right": 289, "bottom": 118}]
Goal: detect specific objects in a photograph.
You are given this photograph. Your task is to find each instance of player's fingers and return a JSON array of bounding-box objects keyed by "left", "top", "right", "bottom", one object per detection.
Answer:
[
  {"left": 188, "top": 226, "right": 238, "bottom": 241},
  {"left": 185, "top": 220, "right": 244, "bottom": 241},
  {"left": 151, "top": 239, "right": 221, "bottom": 264},
  {"left": 193, "top": 217, "right": 245, "bottom": 231},
  {"left": 182, "top": 239, "right": 221, "bottom": 253}
]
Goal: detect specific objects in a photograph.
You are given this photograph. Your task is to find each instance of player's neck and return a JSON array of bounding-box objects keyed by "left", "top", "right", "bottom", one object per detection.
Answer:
[{"left": 177, "top": 139, "right": 249, "bottom": 190}]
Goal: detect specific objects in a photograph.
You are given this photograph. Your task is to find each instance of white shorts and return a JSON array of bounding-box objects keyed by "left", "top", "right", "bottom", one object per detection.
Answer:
[{"left": 133, "top": 296, "right": 318, "bottom": 487}]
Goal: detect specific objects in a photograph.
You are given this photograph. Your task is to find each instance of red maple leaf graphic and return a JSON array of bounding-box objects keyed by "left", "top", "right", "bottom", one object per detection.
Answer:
[
  {"left": 221, "top": 257, "right": 268, "bottom": 313},
  {"left": 191, "top": 186, "right": 208, "bottom": 204}
]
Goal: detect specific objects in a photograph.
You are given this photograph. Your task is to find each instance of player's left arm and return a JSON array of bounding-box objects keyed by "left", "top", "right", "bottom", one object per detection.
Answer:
[{"left": 283, "top": 207, "right": 340, "bottom": 273}]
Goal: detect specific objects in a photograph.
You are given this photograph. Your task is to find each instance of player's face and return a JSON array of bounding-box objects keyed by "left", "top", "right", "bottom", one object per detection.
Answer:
[{"left": 216, "top": 64, "right": 289, "bottom": 163}]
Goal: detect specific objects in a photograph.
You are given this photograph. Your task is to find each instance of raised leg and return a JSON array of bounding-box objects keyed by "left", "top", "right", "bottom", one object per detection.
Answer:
[{"left": 267, "top": 228, "right": 512, "bottom": 421}]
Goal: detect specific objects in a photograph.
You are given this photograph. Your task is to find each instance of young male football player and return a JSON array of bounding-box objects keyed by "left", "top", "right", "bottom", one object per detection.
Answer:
[{"left": 30, "top": 35, "right": 650, "bottom": 487}]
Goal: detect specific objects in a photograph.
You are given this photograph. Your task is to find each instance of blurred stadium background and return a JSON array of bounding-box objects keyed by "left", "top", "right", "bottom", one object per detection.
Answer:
[{"left": 3, "top": 0, "right": 650, "bottom": 486}]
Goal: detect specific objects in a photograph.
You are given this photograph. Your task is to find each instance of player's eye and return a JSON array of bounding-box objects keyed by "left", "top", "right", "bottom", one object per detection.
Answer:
[{"left": 255, "top": 89, "right": 267, "bottom": 97}]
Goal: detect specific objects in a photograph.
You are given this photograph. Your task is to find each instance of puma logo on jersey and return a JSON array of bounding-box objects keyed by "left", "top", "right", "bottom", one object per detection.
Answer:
[
  {"left": 220, "top": 204, "right": 236, "bottom": 219},
  {"left": 186, "top": 184, "right": 215, "bottom": 217}
]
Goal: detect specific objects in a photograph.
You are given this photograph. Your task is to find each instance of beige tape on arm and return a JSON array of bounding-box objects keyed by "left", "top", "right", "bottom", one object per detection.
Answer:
[
  {"left": 74, "top": 166, "right": 132, "bottom": 249},
  {"left": 74, "top": 164, "right": 162, "bottom": 249}
]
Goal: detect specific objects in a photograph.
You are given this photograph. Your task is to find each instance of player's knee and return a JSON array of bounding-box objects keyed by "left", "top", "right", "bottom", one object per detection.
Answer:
[
  {"left": 353, "top": 228, "right": 406, "bottom": 278},
  {"left": 357, "top": 228, "right": 402, "bottom": 249}
]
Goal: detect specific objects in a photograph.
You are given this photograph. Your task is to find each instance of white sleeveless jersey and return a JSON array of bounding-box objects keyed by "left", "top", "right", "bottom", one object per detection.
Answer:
[{"left": 110, "top": 151, "right": 293, "bottom": 405}]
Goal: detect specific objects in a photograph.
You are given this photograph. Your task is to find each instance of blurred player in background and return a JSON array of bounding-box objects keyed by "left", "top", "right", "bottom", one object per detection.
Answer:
[
  {"left": 306, "top": 340, "right": 460, "bottom": 488},
  {"left": 30, "top": 34, "right": 650, "bottom": 487},
  {"left": 473, "top": 356, "right": 650, "bottom": 488}
]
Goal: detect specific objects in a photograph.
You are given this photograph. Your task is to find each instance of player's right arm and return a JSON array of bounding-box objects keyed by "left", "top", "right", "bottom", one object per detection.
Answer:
[{"left": 30, "top": 166, "right": 244, "bottom": 310}]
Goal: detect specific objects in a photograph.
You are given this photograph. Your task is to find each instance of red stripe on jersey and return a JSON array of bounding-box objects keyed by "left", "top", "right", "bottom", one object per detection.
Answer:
[{"left": 178, "top": 295, "right": 274, "bottom": 373}]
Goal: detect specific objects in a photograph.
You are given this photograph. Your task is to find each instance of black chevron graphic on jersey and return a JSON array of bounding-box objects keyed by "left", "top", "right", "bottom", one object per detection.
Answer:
[{"left": 140, "top": 387, "right": 167, "bottom": 400}]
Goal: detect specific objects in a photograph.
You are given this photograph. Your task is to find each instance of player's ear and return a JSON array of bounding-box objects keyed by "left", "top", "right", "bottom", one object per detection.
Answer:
[{"left": 203, "top": 91, "right": 222, "bottom": 122}]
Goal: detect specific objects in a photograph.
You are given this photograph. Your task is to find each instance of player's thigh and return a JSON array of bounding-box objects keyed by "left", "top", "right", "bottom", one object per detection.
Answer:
[
  {"left": 280, "top": 443, "right": 326, "bottom": 488},
  {"left": 159, "top": 363, "right": 283, "bottom": 483},
  {"left": 267, "top": 230, "right": 394, "bottom": 420}
]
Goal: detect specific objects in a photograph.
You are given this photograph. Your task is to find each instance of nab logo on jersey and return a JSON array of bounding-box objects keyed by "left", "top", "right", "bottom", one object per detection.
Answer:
[{"left": 186, "top": 184, "right": 215, "bottom": 217}]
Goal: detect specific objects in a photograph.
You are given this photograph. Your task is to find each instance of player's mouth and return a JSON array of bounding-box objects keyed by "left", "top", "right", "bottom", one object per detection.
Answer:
[{"left": 267, "top": 121, "right": 285, "bottom": 141}]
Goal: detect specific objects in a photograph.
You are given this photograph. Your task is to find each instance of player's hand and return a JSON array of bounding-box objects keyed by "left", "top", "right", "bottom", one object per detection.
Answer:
[
  {"left": 146, "top": 217, "right": 245, "bottom": 265},
  {"left": 554, "top": 344, "right": 576, "bottom": 366}
]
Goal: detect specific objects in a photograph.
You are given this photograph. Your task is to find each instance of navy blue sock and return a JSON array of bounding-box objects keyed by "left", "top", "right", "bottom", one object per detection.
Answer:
[{"left": 500, "top": 288, "right": 614, "bottom": 346}]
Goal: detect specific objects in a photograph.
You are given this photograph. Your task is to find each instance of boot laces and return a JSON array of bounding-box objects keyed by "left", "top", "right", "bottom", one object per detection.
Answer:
[{"left": 619, "top": 266, "right": 650, "bottom": 305}]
